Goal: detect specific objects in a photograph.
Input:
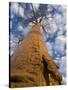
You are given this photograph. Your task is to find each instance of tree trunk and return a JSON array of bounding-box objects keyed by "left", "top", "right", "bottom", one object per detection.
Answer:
[{"left": 9, "top": 22, "right": 62, "bottom": 88}]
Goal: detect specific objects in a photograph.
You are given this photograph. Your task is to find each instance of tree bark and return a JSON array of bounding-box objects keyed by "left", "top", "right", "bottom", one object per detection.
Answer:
[{"left": 10, "top": 22, "right": 62, "bottom": 88}]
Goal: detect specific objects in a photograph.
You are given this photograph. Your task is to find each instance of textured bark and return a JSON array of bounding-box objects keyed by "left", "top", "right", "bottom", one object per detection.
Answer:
[{"left": 10, "top": 22, "right": 62, "bottom": 88}]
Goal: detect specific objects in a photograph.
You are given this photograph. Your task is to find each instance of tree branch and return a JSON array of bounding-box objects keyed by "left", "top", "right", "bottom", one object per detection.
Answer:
[{"left": 31, "top": 3, "right": 37, "bottom": 23}]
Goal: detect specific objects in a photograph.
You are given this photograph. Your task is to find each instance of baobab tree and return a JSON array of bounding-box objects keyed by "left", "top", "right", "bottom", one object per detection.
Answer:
[{"left": 9, "top": 3, "right": 63, "bottom": 88}]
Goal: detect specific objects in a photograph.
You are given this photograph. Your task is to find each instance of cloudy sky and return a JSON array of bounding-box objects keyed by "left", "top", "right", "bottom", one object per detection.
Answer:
[{"left": 9, "top": 2, "right": 66, "bottom": 84}]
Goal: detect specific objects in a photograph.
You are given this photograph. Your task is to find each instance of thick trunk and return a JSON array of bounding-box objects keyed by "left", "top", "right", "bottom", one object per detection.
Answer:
[{"left": 10, "top": 23, "right": 62, "bottom": 88}]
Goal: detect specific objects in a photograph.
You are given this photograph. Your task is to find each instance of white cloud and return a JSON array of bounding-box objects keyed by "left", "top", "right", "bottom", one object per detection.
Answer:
[
  {"left": 49, "top": 22, "right": 57, "bottom": 34},
  {"left": 10, "top": 33, "right": 19, "bottom": 43},
  {"left": 42, "top": 5, "right": 66, "bottom": 41},
  {"left": 54, "top": 35, "right": 66, "bottom": 55},
  {"left": 47, "top": 5, "right": 53, "bottom": 12},
  {"left": 42, "top": 17, "right": 58, "bottom": 36},
  {"left": 18, "top": 23, "right": 24, "bottom": 32},
  {"left": 46, "top": 42, "right": 53, "bottom": 56},
  {"left": 57, "top": 25, "right": 66, "bottom": 36},
  {"left": 23, "top": 25, "right": 32, "bottom": 36},
  {"left": 17, "top": 22, "right": 32, "bottom": 36},
  {"left": 32, "top": 3, "right": 40, "bottom": 11},
  {"left": 11, "top": 2, "right": 24, "bottom": 18},
  {"left": 59, "top": 56, "right": 66, "bottom": 77},
  {"left": 55, "top": 35, "right": 66, "bottom": 45},
  {"left": 11, "top": 2, "right": 19, "bottom": 15},
  {"left": 53, "top": 13, "right": 64, "bottom": 25},
  {"left": 18, "top": 6, "right": 24, "bottom": 18},
  {"left": 28, "top": 22, "right": 34, "bottom": 26},
  {"left": 60, "top": 56, "right": 66, "bottom": 68}
]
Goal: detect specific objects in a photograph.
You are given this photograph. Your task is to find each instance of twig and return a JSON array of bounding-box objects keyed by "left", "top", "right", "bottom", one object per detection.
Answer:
[{"left": 31, "top": 3, "right": 37, "bottom": 23}]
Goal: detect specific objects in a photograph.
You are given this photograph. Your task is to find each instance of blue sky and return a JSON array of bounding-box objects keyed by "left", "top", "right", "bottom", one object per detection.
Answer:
[{"left": 9, "top": 2, "right": 66, "bottom": 84}]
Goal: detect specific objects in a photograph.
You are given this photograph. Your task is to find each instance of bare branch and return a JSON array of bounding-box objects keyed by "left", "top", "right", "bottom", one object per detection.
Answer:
[
  {"left": 31, "top": 3, "right": 37, "bottom": 23},
  {"left": 42, "top": 25, "right": 48, "bottom": 34}
]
